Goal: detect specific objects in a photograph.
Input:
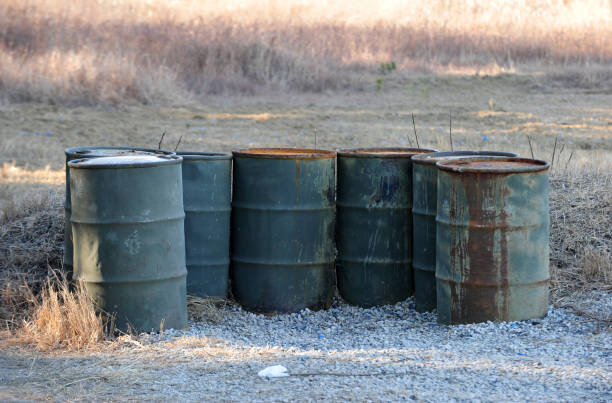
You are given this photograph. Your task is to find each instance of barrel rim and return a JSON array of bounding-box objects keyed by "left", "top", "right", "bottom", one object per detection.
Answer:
[
  {"left": 337, "top": 147, "right": 438, "bottom": 158},
  {"left": 176, "top": 151, "right": 232, "bottom": 160},
  {"left": 68, "top": 155, "right": 183, "bottom": 169},
  {"left": 233, "top": 147, "right": 336, "bottom": 159},
  {"left": 412, "top": 151, "right": 520, "bottom": 166},
  {"left": 437, "top": 157, "right": 549, "bottom": 173},
  {"left": 65, "top": 146, "right": 175, "bottom": 161}
]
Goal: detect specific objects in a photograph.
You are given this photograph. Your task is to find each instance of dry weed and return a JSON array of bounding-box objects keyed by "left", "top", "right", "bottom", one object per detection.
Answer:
[
  {"left": 0, "top": 0, "right": 611, "bottom": 103},
  {"left": 549, "top": 169, "right": 612, "bottom": 305},
  {"left": 15, "top": 276, "right": 109, "bottom": 351},
  {"left": 187, "top": 295, "right": 227, "bottom": 324},
  {"left": 0, "top": 191, "right": 63, "bottom": 325}
]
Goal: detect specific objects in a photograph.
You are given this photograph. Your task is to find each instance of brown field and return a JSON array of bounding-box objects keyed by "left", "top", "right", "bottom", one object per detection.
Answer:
[
  {"left": 0, "top": 1, "right": 611, "bottom": 400},
  {"left": 1, "top": 0, "right": 612, "bottom": 104}
]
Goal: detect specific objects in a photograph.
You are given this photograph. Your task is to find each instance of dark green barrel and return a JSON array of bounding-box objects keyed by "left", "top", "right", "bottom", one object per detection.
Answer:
[
  {"left": 336, "top": 147, "right": 437, "bottom": 307},
  {"left": 231, "top": 148, "right": 336, "bottom": 313},
  {"left": 411, "top": 151, "right": 519, "bottom": 313},
  {"left": 436, "top": 157, "right": 550, "bottom": 324},
  {"left": 69, "top": 155, "right": 187, "bottom": 332},
  {"left": 64, "top": 146, "right": 174, "bottom": 280},
  {"left": 176, "top": 152, "right": 232, "bottom": 298}
]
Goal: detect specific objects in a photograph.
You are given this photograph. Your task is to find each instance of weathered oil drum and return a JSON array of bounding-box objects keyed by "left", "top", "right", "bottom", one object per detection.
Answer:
[
  {"left": 64, "top": 146, "right": 174, "bottom": 280},
  {"left": 436, "top": 157, "right": 550, "bottom": 324},
  {"left": 231, "top": 148, "right": 336, "bottom": 313},
  {"left": 69, "top": 155, "right": 187, "bottom": 332},
  {"left": 176, "top": 152, "right": 232, "bottom": 298},
  {"left": 411, "top": 151, "right": 519, "bottom": 313},
  {"left": 336, "top": 147, "right": 438, "bottom": 307}
]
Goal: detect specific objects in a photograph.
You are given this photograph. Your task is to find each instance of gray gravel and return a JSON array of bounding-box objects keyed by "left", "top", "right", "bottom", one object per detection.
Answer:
[
  {"left": 134, "top": 295, "right": 611, "bottom": 402},
  {"left": 2, "top": 295, "right": 610, "bottom": 402}
]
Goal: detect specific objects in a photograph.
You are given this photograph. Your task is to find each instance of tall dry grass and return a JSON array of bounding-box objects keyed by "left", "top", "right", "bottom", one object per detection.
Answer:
[
  {"left": 15, "top": 276, "right": 109, "bottom": 351},
  {"left": 1, "top": 0, "right": 611, "bottom": 104}
]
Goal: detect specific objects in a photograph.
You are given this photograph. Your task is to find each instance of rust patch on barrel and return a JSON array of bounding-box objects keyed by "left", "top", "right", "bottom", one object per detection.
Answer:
[{"left": 447, "top": 171, "right": 512, "bottom": 323}]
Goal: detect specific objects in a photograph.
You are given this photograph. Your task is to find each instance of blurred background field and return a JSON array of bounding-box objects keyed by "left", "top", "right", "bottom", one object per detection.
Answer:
[
  {"left": 1, "top": 0, "right": 611, "bottom": 104},
  {"left": 0, "top": 0, "right": 610, "bottom": 347}
]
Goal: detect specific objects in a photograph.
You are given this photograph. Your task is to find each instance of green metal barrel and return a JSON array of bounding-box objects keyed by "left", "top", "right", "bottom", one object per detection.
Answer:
[
  {"left": 336, "top": 147, "right": 437, "bottom": 307},
  {"left": 411, "top": 151, "right": 519, "bottom": 313},
  {"left": 436, "top": 157, "right": 550, "bottom": 324},
  {"left": 176, "top": 152, "right": 232, "bottom": 298},
  {"left": 231, "top": 148, "right": 336, "bottom": 313},
  {"left": 69, "top": 155, "right": 187, "bottom": 332},
  {"left": 64, "top": 146, "right": 174, "bottom": 280}
]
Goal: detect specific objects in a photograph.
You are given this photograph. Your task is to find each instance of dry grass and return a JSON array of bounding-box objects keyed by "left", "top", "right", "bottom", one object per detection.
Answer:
[
  {"left": 1, "top": 0, "right": 611, "bottom": 104},
  {"left": 14, "top": 277, "right": 109, "bottom": 351},
  {"left": 187, "top": 295, "right": 227, "bottom": 324},
  {"left": 0, "top": 191, "right": 63, "bottom": 326},
  {"left": 549, "top": 169, "right": 612, "bottom": 310}
]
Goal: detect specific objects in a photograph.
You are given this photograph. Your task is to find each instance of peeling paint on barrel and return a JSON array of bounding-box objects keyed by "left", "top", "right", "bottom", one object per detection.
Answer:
[
  {"left": 435, "top": 157, "right": 550, "bottom": 324},
  {"left": 63, "top": 146, "right": 174, "bottom": 280},
  {"left": 230, "top": 148, "right": 336, "bottom": 313},
  {"left": 69, "top": 154, "right": 186, "bottom": 332},
  {"left": 336, "top": 147, "right": 437, "bottom": 307},
  {"left": 411, "top": 151, "right": 519, "bottom": 313}
]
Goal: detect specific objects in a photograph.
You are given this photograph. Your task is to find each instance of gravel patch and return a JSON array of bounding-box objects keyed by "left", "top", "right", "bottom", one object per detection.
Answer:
[
  {"left": 132, "top": 296, "right": 611, "bottom": 402},
  {"left": 2, "top": 295, "right": 610, "bottom": 402}
]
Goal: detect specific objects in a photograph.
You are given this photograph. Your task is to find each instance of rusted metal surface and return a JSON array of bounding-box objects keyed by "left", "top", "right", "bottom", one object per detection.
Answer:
[
  {"left": 231, "top": 148, "right": 336, "bottom": 313},
  {"left": 411, "top": 151, "right": 519, "bottom": 312},
  {"left": 69, "top": 154, "right": 186, "bottom": 332},
  {"left": 336, "top": 147, "right": 437, "bottom": 307},
  {"left": 177, "top": 152, "right": 232, "bottom": 298},
  {"left": 63, "top": 146, "right": 174, "bottom": 280},
  {"left": 435, "top": 157, "right": 550, "bottom": 324}
]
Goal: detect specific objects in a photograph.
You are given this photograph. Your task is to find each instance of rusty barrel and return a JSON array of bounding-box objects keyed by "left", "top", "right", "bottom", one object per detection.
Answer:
[
  {"left": 64, "top": 146, "right": 174, "bottom": 280},
  {"left": 176, "top": 152, "right": 232, "bottom": 298},
  {"left": 336, "top": 147, "right": 437, "bottom": 307},
  {"left": 436, "top": 157, "right": 550, "bottom": 324},
  {"left": 231, "top": 148, "right": 336, "bottom": 313},
  {"left": 411, "top": 151, "right": 519, "bottom": 313},
  {"left": 69, "top": 155, "right": 187, "bottom": 332}
]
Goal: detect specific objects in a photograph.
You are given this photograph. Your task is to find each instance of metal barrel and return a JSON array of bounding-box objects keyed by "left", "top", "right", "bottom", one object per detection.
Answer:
[
  {"left": 64, "top": 146, "right": 174, "bottom": 280},
  {"left": 176, "top": 152, "right": 232, "bottom": 298},
  {"left": 411, "top": 151, "right": 519, "bottom": 313},
  {"left": 69, "top": 154, "right": 187, "bottom": 332},
  {"left": 435, "top": 157, "right": 550, "bottom": 324},
  {"left": 231, "top": 148, "right": 336, "bottom": 313},
  {"left": 336, "top": 147, "right": 438, "bottom": 307}
]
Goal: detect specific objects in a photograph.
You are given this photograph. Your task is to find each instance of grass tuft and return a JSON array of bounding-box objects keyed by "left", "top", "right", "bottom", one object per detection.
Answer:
[
  {"left": 15, "top": 275, "right": 110, "bottom": 351},
  {"left": 187, "top": 295, "right": 227, "bottom": 324}
]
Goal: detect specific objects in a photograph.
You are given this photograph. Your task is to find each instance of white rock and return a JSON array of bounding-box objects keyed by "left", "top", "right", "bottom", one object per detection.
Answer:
[{"left": 258, "top": 365, "right": 290, "bottom": 378}]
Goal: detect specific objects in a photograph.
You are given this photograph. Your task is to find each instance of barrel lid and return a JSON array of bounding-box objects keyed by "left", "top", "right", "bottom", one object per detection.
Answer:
[
  {"left": 412, "top": 150, "right": 520, "bottom": 166},
  {"left": 68, "top": 155, "right": 182, "bottom": 169},
  {"left": 337, "top": 147, "right": 438, "bottom": 158},
  {"left": 65, "top": 146, "right": 174, "bottom": 161},
  {"left": 437, "top": 157, "right": 549, "bottom": 173},
  {"left": 176, "top": 151, "right": 232, "bottom": 160},
  {"left": 233, "top": 148, "right": 336, "bottom": 159}
]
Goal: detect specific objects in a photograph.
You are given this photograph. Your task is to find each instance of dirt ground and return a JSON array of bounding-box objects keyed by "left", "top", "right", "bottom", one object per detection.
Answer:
[
  {"left": 1, "top": 75, "right": 611, "bottom": 171},
  {"left": 0, "top": 74, "right": 611, "bottom": 401}
]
